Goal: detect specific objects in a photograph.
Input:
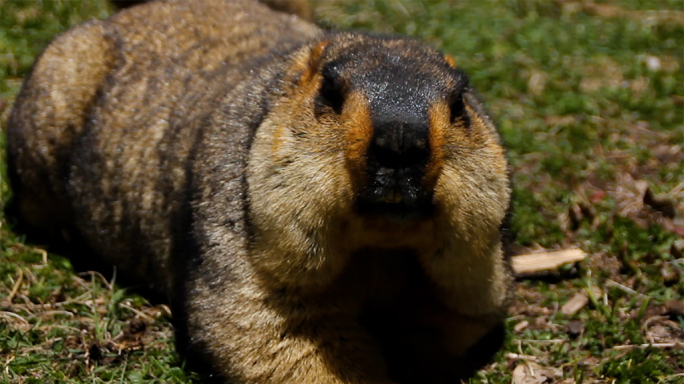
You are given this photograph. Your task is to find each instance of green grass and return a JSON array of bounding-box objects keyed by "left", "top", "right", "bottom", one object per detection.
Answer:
[{"left": 1, "top": 0, "right": 683, "bottom": 383}]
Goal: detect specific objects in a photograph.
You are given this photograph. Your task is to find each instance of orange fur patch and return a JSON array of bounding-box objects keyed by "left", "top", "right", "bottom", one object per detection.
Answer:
[
  {"left": 425, "top": 102, "right": 448, "bottom": 190},
  {"left": 344, "top": 92, "right": 373, "bottom": 193},
  {"left": 444, "top": 54, "right": 457, "bottom": 69}
]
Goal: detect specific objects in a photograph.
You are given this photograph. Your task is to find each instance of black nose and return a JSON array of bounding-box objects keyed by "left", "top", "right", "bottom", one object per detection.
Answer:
[{"left": 369, "top": 121, "right": 430, "bottom": 169}]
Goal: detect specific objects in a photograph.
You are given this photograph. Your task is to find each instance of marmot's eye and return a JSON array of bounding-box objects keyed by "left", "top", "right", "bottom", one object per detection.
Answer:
[
  {"left": 317, "top": 65, "right": 346, "bottom": 115},
  {"left": 449, "top": 92, "right": 467, "bottom": 125}
]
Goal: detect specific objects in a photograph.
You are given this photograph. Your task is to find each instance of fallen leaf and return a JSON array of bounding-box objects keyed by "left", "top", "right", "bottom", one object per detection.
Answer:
[{"left": 588, "top": 190, "right": 606, "bottom": 203}]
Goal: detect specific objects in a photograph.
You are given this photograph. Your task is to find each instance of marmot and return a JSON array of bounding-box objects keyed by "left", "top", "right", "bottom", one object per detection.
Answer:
[{"left": 6, "top": 0, "right": 512, "bottom": 382}]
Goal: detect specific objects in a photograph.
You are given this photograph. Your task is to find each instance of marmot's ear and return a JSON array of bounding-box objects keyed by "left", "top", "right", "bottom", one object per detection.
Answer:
[
  {"left": 294, "top": 41, "right": 330, "bottom": 85},
  {"left": 444, "top": 54, "right": 458, "bottom": 69}
]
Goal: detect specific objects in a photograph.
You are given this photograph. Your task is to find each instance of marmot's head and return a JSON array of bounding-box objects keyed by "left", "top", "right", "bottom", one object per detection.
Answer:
[{"left": 247, "top": 33, "right": 510, "bottom": 288}]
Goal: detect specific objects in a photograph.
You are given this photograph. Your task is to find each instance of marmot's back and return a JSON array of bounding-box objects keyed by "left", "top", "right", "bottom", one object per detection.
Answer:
[{"left": 7, "top": 0, "right": 321, "bottom": 292}]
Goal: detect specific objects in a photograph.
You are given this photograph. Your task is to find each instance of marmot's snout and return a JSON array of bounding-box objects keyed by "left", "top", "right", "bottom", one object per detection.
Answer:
[
  {"left": 369, "top": 113, "right": 430, "bottom": 171},
  {"left": 357, "top": 93, "right": 435, "bottom": 220}
]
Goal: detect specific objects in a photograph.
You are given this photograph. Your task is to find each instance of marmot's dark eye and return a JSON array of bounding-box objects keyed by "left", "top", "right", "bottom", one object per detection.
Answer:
[
  {"left": 317, "top": 65, "right": 346, "bottom": 115},
  {"left": 449, "top": 92, "right": 468, "bottom": 125}
]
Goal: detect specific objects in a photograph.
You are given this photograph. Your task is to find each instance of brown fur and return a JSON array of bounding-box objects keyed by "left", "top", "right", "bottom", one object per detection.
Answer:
[{"left": 6, "top": 0, "right": 512, "bottom": 382}]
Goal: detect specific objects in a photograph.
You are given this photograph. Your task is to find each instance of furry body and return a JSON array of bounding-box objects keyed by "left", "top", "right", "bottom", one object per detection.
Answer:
[{"left": 7, "top": 1, "right": 512, "bottom": 382}]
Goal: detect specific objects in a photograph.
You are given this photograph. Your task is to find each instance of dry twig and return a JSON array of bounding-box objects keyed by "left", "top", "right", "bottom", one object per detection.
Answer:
[
  {"left": 5, "top": 268, "right": 23, "bottom": 303},
  {"left": 512, "top": 248, "right": 587, "bottom": 274},
  {"left": 613, "top": 341, "right": 684, "bottom": 350}
]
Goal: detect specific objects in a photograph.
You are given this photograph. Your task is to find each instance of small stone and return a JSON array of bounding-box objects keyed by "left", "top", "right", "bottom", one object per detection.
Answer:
[
  {"left": 671, "top": 239, "right": 684, "bottom": 259},
  {"left": 647, "top": 324, "right": 670, "bottom": 341},
  {"left": 664, "top": 299, "right": 684, "bottom": 318},
  {"left": 661, "top": 265, "right": 680, "bottom": 286},
  {"left": 566, "top": 320, "right": 584, "bottom": 338},
  {"left": 646, "top": 55, "right": 661, "bottom": 71}
]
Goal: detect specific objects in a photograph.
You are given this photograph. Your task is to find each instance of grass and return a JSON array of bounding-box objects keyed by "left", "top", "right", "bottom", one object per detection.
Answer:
[{"left": 1, "top": 0, "right": 683, "bottom": 383}]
